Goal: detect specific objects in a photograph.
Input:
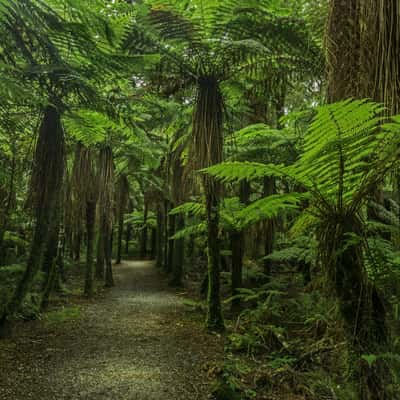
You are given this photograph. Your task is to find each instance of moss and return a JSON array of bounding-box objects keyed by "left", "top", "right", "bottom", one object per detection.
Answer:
[{"left": 44, "top": 306, "right": 81, "bottom": 325}]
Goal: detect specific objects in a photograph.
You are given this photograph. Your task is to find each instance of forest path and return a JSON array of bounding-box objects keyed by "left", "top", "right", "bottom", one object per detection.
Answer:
[{"left": 0, "top": 260, "right": 222, "bottom": 400}]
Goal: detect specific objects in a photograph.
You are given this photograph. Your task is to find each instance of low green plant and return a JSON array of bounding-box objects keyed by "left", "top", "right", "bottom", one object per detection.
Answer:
[{"left": 44, "top": 306, "right": 82, "bottom": 325}]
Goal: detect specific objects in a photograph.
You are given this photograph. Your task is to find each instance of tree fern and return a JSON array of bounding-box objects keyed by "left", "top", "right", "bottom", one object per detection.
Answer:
[{"left": 206, "top": 100, "right": 400, "bottom": 219}]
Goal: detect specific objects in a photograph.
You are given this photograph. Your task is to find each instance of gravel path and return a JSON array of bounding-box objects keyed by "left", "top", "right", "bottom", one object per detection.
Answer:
[{"left": 0, "top": 260, "right": 222, "bottom": 400}]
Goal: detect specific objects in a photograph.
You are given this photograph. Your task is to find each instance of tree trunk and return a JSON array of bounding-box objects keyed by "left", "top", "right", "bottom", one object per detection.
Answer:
[
  {"left": 73, "top": 229, "right": 82, "bottom": 262},
  {"left": 0, "top": 152, "right": 16, "bottom": 265},
  {"left": 162, "top": 199, "right": 169, "bottom": 270},
  {"left": 125, "top": 223, "right": 131, "bottom": 255},
  {"left": 140, "top": 203, "right": 148, "bottom": 258},
  {"left": 116, "top": 175, "right": 128, "bottom": 265},
  {"left": 156, "top": 208, "right": 163, "bottom": 268},
  {"left": 40, "top": 219, "right": 60, "bottom": 310},
  {"left": 0, "top": 105, "right": 65, "bottom": 330},
  {"left": 192, "top": 78, "right": 225, "bottom": 332},
  {"left": 150, "top": 228, "right": 156, "bottom": 258},
  {"left": 55, "top": 224, "right": 66, "bottom": 290},
  {"left": 104, "top": 225, "right": 114, "bottom": 288},
  {"left": 230, "top": 180, "right": 251, "bottom": 310},
  {"left": 204, "top": 180, "right": 224, "bottom": 331},
  {"left": 230, "top": 231, "right": 243, "bottom": 312},
  {"left": 96, "top": 218, "right": 105, "bottom": 279},
  {"left": 326, "top": 0, "right": 360, "bottom": 102},
  {"left": 324, "top": 217, "right": 390, "bottom": 400},
  {"left": 166, "top": 210, "right": 175, "bottom": 273},
  {"left": 84, "top": 200, "right": 96, "bottom": 297},
  {"left": 326, "top": 3, "right": 392, "bottom": 397},
  {"left": 116, "top": 205, "right": 124, "bottom": 265},
  {"left": 170, "top": 214, "right": 184, "bottom": 287}
]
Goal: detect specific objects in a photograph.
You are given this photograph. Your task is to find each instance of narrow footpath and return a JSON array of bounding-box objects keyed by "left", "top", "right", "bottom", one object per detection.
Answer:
[{"left": 0, "top": 260, "right": 222, "bottom": 400}]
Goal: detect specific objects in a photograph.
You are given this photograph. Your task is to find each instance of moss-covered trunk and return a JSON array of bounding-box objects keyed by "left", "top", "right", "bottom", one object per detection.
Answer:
[
  {"left": 156, "top": 208, "right": 164, "bottom": 268},
  {"left": 230, "top": 231, "right": 243, "bottom": 312},
  {"left": 40, "top": 193, "right": 62, "bottom": 310},
  {"left": 0, "top": 105, "right": 65, "bottom": 328},
  {"left": 162, "top": 199, "right": 170, "bottom": 270},
  {"left": 170, "top": 213, "right": 184, "bottom": 287},
  {"left": 95, "top": 219, "right": 105, "bottom": 279},
  {"left": 204, "top": 180, "right": 224, "bottom": 331},
  {"left": 192, "top": 77, "right": 224, "bottom": 331},
  {"left": 166, "top": 211, "right": 175, "bottom": 273},
  {"left": 323, "top": 215, "right": 390, "bottom": 399},
  {"left": 326, "top": 0, "right": 360, "bottom": 102},
  {"left": 116, "top": 209, "right": 124, "bottom": 265},
  {"left": 73, "top": 228, "right": 82, "bottom": 262},
  {"left": 150, "top": 228, "right": 156, "bottom": 258},
  {"left": 104, "top": 225, "right": 114, "bottom": 288},
  {"left": 140, "top": 202, "right": 148, "bottom": 258},
  {"left": 84, "top": 200, "right": 96, "bottom": 297},
  {"left": 125, "top": 223, "right": 132, "bottom": 255},
  {"left": 0, "top": 152, "right": 16, "bottom": 265},
  {"left": 96, "top": 146, "right": 115, "bottom": 288},
  {"left": 116, "top": 175, "right": 128, "bottom": 265},
  {"left": 326, "top": 2, "right": 393, "bottom": 397}
]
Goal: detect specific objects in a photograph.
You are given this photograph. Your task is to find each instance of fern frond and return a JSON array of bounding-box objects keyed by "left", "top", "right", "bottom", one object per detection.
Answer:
[
  {"left": 239, "top": 193, "right": 307, "bottom": 226},
  {"left": 169, "top": 201, "right": 205, "bottom": 217},
  {"left": 171, "top": 222, "right": 206, "bottom": 240},
  {"left": 203, "top": 161, "right": 298, "bottom": 184}
]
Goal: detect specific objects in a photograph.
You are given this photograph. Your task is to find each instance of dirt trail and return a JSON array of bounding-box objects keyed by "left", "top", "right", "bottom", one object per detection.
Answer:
[{"left": 0, "top": 260, "right": 222, "bottom": 400}]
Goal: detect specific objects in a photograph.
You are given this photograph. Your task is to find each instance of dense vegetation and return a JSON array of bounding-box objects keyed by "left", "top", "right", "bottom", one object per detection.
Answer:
[{"left": 1, "top": 1, "right": 400, "bottom": 399}]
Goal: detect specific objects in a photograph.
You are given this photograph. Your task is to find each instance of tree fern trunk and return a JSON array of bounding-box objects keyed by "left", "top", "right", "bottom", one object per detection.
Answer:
[
  {"left": 55, "top": 224, "right": 66, "bottom": 290},
  {"left": 170, "top": 214, "right": 184, "bottom": 287},
  {"left": 104, "top": 225, "right": 114, "bottom": 288},
  {"left": 326, "top": 0, "right": 360, "bottom": 102},
  {"left": 73, "top": 228, "right": 82, "bottom": 262},
  {"left": 140, "top": 202, "right": 148, "bottom": 258},
  {"left": 166, "top": 211, "right": 175, "bottom": 273},
  {"left": 125, "top": 223, "right": 132, "bottom": 255},
  {"left": 40, "top": 196, "right": 61, "bottom": 310},
  {"left": 116, "top": 175, "right": 128, "bottom": 265},
  {"left": 192, "top": 78, "right": 225, "bottom": 332},
  {"left": 230, "top": 231, "right": 243, "bottom": 312},
  {"left": 162, "top": 199, "right": 169, "bottom": 270},
  {"left": 156, "top": 208, "right": 164, "bottom": 268},
  {"left": 326, "top": 3, "right": 392, "bottom": 397},
  {"left": 116, "top": 205, "right": 124, "bottom": 265},
  {"left": 231, "top": 180, "right": 251, "bottom": 311},
  {"left": 205, "top": 181, "right": 224, "bottom": 331},
  {"left": 0, "top": 152, "right": 16, "bottom": 265},
  {"left": 96, "top": 218, "right": 105, "bottom": 279},
  {"left": 84, "top": 200, "right": 96, "bottom": 297},
  {"left": 150, "top": 228, "right": 156, "bottom": 258},
  {"left": 326, "top": 217, "right": 390, "bottom": 400},
  {"left": 0, "top": 104, "right": 64, "bottom": 330}
]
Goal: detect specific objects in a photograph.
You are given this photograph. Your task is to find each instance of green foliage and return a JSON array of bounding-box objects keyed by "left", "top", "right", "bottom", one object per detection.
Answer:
[
  {"left": 44, "top": 306, "right": 82, "bottom": 325},
  {"left": 226, "top": 123, "right": 298, "bottom": 164},
  {"left": 1, "top": 2, "right": 400, "bottom": 399},
  {"left": 211, "top": 355, "right": 254, "bottom": 400},
  {"left": 206, "top": 100, "right": 400, "bottom": 226},
  {"left": 0, "top": 264, "right": 44, "bottom": 319},
  {"left": 171, "top": 222, "right": 206, "bottom": 240},
  {"left": 170, "top": 202, "right": 205, "bottom": 217},
  {"left": 125, "top": 211, "right": 157, "bottom": 229}
]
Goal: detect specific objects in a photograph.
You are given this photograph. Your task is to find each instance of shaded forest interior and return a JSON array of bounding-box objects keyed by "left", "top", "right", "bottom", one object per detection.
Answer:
[{"left": 1, "top": 1, "right": 400, "bottom": 399}]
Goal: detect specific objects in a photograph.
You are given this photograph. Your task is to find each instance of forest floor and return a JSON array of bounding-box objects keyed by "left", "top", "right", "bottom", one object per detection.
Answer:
[{"left": 0, "top": 260, "right": 223, "bottom": 400}]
